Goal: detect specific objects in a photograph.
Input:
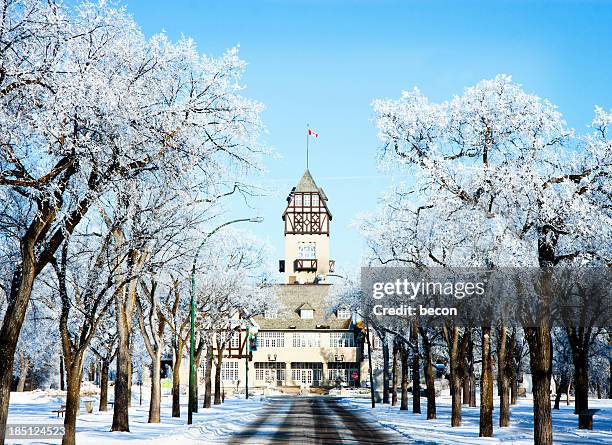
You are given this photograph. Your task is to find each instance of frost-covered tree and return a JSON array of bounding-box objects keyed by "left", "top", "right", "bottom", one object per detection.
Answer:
[
  {"left": 368, "top": 75, "right": 611, "bottom": 444},
  {"left": 0, "top": 0, "right": 264, "bottom": 438},
  {"left": 48, "top": 226, "right": 122, "bottom": 445},
  {"left": 13, "top": 300, "right": 59, "bottom": 391},
  {"left": 89, "top": 315, "right": 117, "bottom": 412},
  {"left": 195, "top": 230, "right": 273, "bottom": 407}
]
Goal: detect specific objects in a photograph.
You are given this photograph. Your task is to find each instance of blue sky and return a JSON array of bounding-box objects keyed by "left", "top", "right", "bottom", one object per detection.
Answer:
[{"left": 126, "top": 0, "right": 612, "bottom": 275}]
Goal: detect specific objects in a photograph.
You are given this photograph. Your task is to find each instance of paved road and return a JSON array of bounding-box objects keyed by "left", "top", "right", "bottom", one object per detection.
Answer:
[{"left": 227, "top": 396, "right": 409, "bottom": 444}]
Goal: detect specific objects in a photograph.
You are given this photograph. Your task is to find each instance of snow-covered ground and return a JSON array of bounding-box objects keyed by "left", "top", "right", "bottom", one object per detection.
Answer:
[
  {"left": 6, "top": 389, "right": 267, "bottom": 444},
  {"left": 6, "top": 389, "right": 612, "bottom": 444},
  {"left": 340, "top": 394, "right": 612, "bottom": 444}
]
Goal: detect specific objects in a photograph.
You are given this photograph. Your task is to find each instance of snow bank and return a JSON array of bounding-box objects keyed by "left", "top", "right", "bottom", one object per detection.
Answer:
[
  {"left": 7, "top": 390, "right": 266, "bottom": 445},
  {"left": 341, "top": 395, "right": 612, "bottom": 444}
]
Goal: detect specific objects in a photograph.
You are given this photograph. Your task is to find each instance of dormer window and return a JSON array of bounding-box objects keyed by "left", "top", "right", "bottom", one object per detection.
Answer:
[
  {"left": 336, "top": 308, "right": 351, "bottom": 320},
  {"left": 300, "top": 309, "right": 314, "bottom": 319}
]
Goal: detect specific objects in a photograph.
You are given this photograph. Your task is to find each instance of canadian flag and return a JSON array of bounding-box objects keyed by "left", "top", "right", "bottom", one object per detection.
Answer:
[{"left": 308, "top": 128, "right": 319, "bottom": 138}]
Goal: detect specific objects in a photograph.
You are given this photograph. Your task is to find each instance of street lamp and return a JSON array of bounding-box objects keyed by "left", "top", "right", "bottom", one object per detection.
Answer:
[{"left": 188, "top": 216, "right": 263, "bottom": 425}]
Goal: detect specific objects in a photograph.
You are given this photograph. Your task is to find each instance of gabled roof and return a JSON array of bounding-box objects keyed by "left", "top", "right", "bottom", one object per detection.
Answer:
[
  {"left": 254, "top": 284, "right": 351, "bottom": 330},
  {"left": 297, "top": 302, "right": 315, "bottom": 312}
]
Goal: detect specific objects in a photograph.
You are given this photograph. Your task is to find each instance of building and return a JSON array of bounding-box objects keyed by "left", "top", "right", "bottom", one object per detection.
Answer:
[{"left": 219, "top": 170, "right": 366, "bottom": 393}]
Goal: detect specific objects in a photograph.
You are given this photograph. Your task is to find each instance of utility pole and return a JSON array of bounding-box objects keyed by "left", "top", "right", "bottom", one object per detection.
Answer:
[{"left": 366, "top": 322, "right": 375, "bottom": 408}]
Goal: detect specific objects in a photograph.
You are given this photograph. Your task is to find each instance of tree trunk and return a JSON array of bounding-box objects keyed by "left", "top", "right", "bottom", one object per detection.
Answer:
[
  {"left": 148, "top": 350, "right": 161, "bottom": 423},
  {"left": 194, "top": 343, "right": 204, "bottom": 412},
  {"left": 99, "top": 361, "right": 109, "bottom": 412},
  {"left": 553, "top": 377, "right": 564, "bottom": 410},
  {"left": 463, "top": 334, "right": 472, "bottom": 406},
  {"left": 382, "top": 333, "right": 390, "bottom": 404},
  {"left": 470, "top": 373, "right": 477, "bottom": 407},
  {"left": 172, "top": 348, "right": 182, "bottom": 417},
  {"left": 573, "top": 350, "right": 588, "bottom": 414},
  {"left": 462, "top": 372, "right": 470, "bottom": 405},
  {"left": 596, "top": 382, "right": 601, "bottom": 399},
  {"left": 127, "top": 358, "right": 132, "bottom": 408},
  {"left": 203, "top": 345, "right": 213, "bottom": 408},
  {"left": 60, "top": 355, "right": 65, "bottom": 391},
  {"left": 62, "top": 360, "right": 84, "bottom": 445},
  {"left": 16, "top": 352, "right": 29, "bottom": 392},
  {"left": 609, "top": 355, "right": 612, "bottom": 399},
  {"left": 411, "top": 324, "right": 421, "bottom": 414},
  {"left": 447, "top": 327, "right": 466, "bottom": 427},
  {"left": 111, "top": 318, "right": 131, "bottom": 430},
  {"left": 400, "top": 343, "right": 409, "bottom": 411},
  {"left": 525, "top": 326, "right": 553, "bottom": 445},
  {"left": 111, "top": 293, "right": 132, "bottom": 432},
  {"left": 499, "top": 375, "right": 510, "bottom": 427},
  {"left": 480, "top": 327, "right": 493, "bottom": 437},
  {"left": 450, "top": 366, "right": 463, "bottom": 427},
  {"left": 528, "top": 236, "right": 556, "bottom": 445},
  {"left": 498, "top": 327, "right": 510, "bottom": 427},
  {"left": 508, "top": 330, "right": 516, "bottom": 408},
  {"left": 0, "top": 263, "right": 36, "bottom": 445},
  {"left": 391, "top": 341, "right": 398, "bottom": 406},
  {"left": 420, "top": 328, "right": 437, "bottom": 420},
  {"left": 214, "top": 340, "right": 223, "bottom": 405}
]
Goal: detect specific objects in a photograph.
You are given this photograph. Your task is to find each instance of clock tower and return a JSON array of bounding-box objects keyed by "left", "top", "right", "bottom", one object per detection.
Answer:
[{"left": 280, "top": 169, "right": 334, "bottom": 284}]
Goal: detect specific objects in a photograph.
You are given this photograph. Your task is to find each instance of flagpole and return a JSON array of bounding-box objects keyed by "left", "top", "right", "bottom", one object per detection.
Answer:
[{"left": 306, "top": 123, "right": 309, "bottom": 169}]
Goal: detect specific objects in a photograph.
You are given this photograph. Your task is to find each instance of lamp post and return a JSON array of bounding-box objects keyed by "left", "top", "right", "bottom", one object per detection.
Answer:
[{"left": 188, "top": 216, "right": 263, "bottom": 425}]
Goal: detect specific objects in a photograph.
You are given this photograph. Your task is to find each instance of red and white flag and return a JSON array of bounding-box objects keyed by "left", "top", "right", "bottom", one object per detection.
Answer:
[{"left": 308, "top": 128, "right": 319, "bottom": 138}]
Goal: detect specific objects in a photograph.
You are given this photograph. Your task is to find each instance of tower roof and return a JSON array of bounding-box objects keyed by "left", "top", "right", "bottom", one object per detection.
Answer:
[
  {"left": 283, "top": 169, "right": 332, "bottom": 221},
  {"left": 295, "top": 169, "right": 328, "bottom": 200},
  {"left": 295, "top": 169, "right": 319, "bottom": 193}
]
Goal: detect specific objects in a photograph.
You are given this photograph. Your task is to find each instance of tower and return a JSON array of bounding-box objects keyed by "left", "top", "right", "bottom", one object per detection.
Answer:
[{"left": 280, "top": 169, "right": 334, "bottom": 284}]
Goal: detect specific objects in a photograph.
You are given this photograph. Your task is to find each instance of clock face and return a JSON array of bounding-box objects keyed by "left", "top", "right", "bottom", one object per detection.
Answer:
[{"left": 284, "top": 192, "right": 330, "bottom": 235}]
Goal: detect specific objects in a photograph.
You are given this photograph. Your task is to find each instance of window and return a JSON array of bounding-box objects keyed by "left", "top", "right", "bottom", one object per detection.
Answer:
[
  {"left": 292, "top": 332, "right": 320, "bottom": 347},
  {"left": 303, "top": 194, "right": 311, "bottom": 206},
  {"left": 336, "top": 308, "right": 351, "bottom": 320},
  {"left": 312, "top": 194, "right": 319, "bottom": 206},
  {"left": 229, "top": 332, "right": 240, "bottom": 349},
  {"left": 328, "top": 362, "right": 359, "bottom": 384},
  {"left": 256, "top": 332, "right": 285, "bottom": 348},
  {"left": 255, "top": 363, "right": 285, "bottom": 382},
  {"left": 264, "top": 310, "right": 278, "bottom": 319},
  {"left": 294, "top": 194, "right": 302, "bottom": 206},
  {"left": 291, "top": 362, "right": 323, "bottom": 385},
  {"left": 298, "top": 243, "right": 316, "bottom": 259},
  {"left": 330, "top": 332, "right": 355, "bottom": 348},
  {"left": 300, "top": 309, "right": 314, "bottom": 319},
  {"left": 221, "top": 361, "right": 239, "bottom": 381}
]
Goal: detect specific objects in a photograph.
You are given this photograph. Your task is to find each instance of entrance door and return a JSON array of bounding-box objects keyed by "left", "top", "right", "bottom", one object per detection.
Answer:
[{"left": 301, "top": 369, "right": 313, "bottom": 385}]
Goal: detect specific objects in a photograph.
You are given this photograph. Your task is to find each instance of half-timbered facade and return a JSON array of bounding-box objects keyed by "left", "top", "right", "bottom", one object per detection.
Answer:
[{"left": 281, "top": 169, "right": 335, "bottom": 284}]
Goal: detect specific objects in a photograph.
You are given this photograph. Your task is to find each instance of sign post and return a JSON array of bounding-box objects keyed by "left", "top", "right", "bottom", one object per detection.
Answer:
[{"left": 245, "top": 325, "right": 249, "bottom": 400}]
